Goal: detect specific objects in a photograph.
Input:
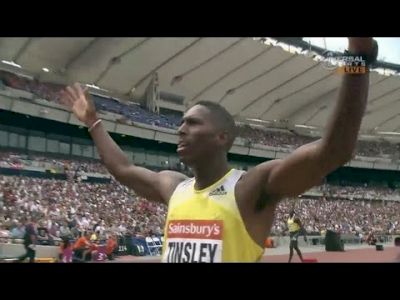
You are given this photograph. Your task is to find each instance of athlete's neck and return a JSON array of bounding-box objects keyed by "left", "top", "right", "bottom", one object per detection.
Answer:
[{"left": 192, "top": 155, "right": 230, "bottom": 191}]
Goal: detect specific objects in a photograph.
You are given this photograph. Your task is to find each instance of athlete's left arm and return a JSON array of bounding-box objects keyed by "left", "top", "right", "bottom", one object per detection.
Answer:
[{"left": 258, "top": 38, "right": 377, "bottom": 201}]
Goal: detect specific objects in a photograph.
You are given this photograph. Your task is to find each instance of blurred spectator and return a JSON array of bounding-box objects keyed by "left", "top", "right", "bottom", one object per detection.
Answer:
[
  {"left": 37, "top": 226, "right": 51, "bottom": 245},
  {"left": 10, "top": 221, "right": 25, "bottom": 239},
  {"left": 73, "top": 231, "right": 92, "bottom": 261},
  {"left": 106, "top": 234, "right": 118, "bottom": 260},
  {"left": 0, "top": 224, "right": 10, "bottom": 243}
]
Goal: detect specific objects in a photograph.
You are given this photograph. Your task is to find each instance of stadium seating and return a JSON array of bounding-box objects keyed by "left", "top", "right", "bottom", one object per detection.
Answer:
[{"left": 1, "top": 69, "right": 399, "bottom": 159}]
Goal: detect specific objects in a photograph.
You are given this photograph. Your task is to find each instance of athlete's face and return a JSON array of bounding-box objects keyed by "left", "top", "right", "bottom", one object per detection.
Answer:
[{"left": 177, "top": 105, "right": 226, "bottom": 165}]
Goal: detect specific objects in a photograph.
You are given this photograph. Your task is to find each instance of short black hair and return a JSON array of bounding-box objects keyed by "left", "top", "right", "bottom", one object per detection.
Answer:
[{"left": 193, "top": 100, "right": 237, "bottom": 150}]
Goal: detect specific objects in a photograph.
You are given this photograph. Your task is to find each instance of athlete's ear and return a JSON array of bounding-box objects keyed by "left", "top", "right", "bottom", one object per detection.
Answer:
[{"left": 216, "top": 130, "right": 229, "bottom": 148}]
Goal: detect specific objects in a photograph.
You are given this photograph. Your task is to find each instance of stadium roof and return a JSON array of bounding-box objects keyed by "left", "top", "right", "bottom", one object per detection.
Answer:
[{"left": 1, "top": 37, "right": 400, "bottom": 136}]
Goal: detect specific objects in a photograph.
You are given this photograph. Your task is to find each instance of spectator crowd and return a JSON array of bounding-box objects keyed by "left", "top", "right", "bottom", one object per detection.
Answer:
[
  {"left": 1, "top": 154, "right": 400, "bottom": 249},
  {"left": 1, "top": 69, "right": 400, "bottom": 255},
  {"left": 272, "top": 197, "right": 400, "bottom": 238},
  {"left": 1, "top": 70, "right": 400, "bottom": 159}
]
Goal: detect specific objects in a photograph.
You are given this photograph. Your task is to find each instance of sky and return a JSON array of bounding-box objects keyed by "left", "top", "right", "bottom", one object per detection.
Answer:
[{"left": 303, "top": 38, "right": 400, "bottom": 65}]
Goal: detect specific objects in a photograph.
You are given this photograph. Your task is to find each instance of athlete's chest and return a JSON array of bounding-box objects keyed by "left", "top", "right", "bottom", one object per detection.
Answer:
[{"left": 164, "top": 192, "right": 241, "bottom": 262}]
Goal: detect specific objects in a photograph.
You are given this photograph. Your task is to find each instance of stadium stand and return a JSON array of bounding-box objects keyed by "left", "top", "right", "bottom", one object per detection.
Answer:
[
  {"left": 1, "top": 69, "right": 400, "bottom": 159},
  {"left": 1, "top": 149, "right": 400, "bottom": 261},
  {"left": 0, "top": 37, "right": 399, "bottom": 262}
]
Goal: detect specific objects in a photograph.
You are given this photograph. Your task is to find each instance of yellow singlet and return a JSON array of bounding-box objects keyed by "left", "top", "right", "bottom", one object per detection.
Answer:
[
  {"left": 288, "top": 216, "right": 300, "bottom": 233},
  {"left": 161, "top": 169, "right": 264, "bottom": 263}
]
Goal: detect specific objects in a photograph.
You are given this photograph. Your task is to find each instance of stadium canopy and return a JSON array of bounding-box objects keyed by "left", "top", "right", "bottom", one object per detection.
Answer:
[{"left": 1, "top": 37, "right": 400, "bottom": 136}]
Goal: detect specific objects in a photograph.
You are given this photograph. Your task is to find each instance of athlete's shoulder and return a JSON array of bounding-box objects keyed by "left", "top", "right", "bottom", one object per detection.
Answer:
[
  {"left": 158, "top": 170, "right": 188, "bottom": 182},
  {"left": 239, "top": 159, "right": 282, "bottom": 182},
  {"left": 175, "top": 176, "right": 195, "bottom": 190},
  {"left": 231, "top": 168, "right": 246, "bottom": 179}
]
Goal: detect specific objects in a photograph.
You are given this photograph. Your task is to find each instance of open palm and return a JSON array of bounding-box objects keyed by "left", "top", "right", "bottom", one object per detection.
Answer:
[{"left": 61, "top": 83, "right": 97, "bottom": 126}]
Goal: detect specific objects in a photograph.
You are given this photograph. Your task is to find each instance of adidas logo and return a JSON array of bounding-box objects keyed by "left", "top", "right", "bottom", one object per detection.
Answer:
[{"left": 209, "top": 185, "right": 227, "bottom": 196}]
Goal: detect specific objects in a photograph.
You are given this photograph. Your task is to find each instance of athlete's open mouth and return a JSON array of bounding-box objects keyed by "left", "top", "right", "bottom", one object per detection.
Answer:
[{"left": 177, "top": 141, "right": 189, "bottom": 153}]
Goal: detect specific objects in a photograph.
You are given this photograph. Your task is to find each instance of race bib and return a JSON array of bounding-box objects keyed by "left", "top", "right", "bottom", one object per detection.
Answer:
[{"left": 162, "top": 220, "right": 223, "bottom": 263}]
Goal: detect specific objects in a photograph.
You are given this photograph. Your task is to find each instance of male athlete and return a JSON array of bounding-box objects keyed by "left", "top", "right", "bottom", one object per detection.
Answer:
[
  {"left": 287, "top": 210, "right": 307, "bottom": 263},
  {"left": 61, "top": 38, "right": 378, "bottom": 262}
]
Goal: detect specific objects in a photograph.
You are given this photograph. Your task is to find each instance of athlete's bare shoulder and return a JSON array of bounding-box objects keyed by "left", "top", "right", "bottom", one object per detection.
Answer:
[
  {"left": 157, "top": 170, "right": 189, "bottom": 204},
  {"left": 235, "top": 159, "right": 283, "bottom": 206}
]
